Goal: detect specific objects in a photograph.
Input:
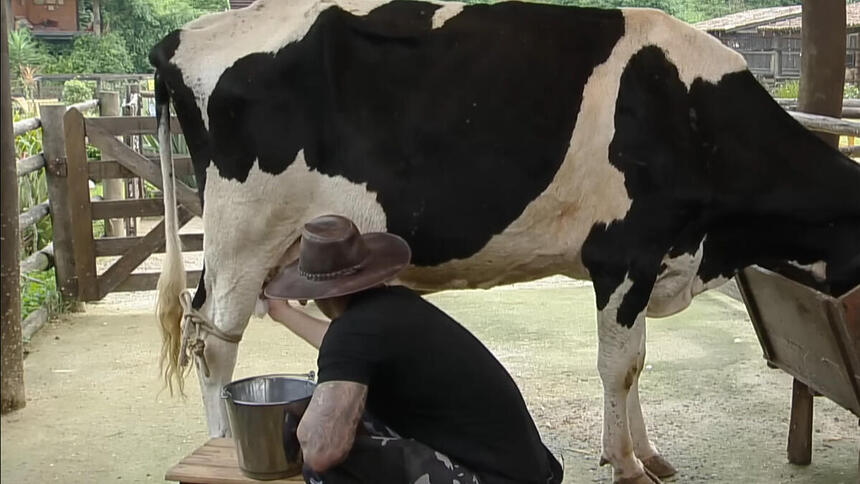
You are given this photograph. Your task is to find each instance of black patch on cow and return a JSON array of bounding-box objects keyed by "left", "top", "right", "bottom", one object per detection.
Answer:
[
  {"left": 583, "top": 46, "right": 705, "bottom": 326},
  {"left": 203, "top": 1, "right": 625, "bottom": 265},
  {"left": 192, "top": 265, "right": 207, "bottom": 310},
  {"left": 583, "top": 49, "right": 860, "bottom": 325},
  {"left": 689, "top": 71, "right": 860, "bottom": 295},
  {"left": 150, "top": 30, "right": 211, "bottom": 205}
]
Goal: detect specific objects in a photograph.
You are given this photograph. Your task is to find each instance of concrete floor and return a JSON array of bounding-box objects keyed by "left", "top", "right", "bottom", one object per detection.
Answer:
[{"left": 1, "top": 282, "right": 858, "bottom": 483}]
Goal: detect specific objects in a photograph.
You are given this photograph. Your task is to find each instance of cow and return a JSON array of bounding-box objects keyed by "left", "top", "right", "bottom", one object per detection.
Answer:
[{"left": 148, "top": 1, "right": 860, "bottom": 482}]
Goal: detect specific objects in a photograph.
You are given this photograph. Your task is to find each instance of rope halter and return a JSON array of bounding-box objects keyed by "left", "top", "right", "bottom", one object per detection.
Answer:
[{"left": 178, "top": 290, "right": 243, "bottom": 378}]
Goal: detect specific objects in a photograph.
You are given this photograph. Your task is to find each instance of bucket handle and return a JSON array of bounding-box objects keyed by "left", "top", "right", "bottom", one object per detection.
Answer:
[{"left": 221, "top": 371, "right": 316, "bottom": 399}]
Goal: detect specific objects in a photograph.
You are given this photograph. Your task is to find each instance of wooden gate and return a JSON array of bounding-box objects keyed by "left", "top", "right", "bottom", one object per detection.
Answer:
[{"left": 62, "top": 107, "right": 202, "bottom": 302}]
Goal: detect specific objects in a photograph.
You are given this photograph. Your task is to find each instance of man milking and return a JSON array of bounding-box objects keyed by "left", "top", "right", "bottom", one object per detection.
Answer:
[{"left": 263, "top": 214, "right": 563, "bottom": 484}]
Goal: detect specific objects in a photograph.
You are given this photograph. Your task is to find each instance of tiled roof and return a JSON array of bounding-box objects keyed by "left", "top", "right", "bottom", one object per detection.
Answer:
[
  {"left": 695, "top": 5, "right": 801, "bottom": 32},
  {"left": 758, "top": 2, "right": 860, "bottom": 32}
]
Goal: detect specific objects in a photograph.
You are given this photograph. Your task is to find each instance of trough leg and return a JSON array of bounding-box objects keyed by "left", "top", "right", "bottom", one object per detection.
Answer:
[{"left": 787, "top": 378, "right": 813, "bottom": 465}]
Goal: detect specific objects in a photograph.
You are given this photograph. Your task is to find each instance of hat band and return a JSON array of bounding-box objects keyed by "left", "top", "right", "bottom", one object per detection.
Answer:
[{"left": 298, "top": 262, "right": 364, "bottom": 281}]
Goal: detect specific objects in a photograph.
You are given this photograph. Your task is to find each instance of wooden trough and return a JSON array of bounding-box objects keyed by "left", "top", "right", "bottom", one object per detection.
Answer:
[{"left": 736, "top": 265, "right": 860, "bottom": 469}]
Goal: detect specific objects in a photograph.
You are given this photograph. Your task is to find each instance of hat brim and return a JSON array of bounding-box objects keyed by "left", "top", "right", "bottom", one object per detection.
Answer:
[{"left": 263, "top": 232, "right": 411, "bottom": 301}]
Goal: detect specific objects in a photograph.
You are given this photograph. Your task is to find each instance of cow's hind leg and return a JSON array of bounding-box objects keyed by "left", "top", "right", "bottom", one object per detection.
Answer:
[
  {"left": 627, "top": 342, "right": 676, "bottom": 479},
  {"left": 596, "top": 277, "right": 661, "bottom": 484}
]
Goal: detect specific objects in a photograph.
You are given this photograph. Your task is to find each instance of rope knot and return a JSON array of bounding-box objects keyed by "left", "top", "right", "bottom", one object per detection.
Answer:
[{"left": 177, "top": 290, "right": 243, "bottom": 379}]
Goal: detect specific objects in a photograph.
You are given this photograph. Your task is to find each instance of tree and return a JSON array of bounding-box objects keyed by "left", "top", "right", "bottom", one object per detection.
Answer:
[
  {"left": 103, "top": 0, "right": 204, "bottom": 72},
  {"left": 46, "top": 32, "right": 133, "bottom": 73}
]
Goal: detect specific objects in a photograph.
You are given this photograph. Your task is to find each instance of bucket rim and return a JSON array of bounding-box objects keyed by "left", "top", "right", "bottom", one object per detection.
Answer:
[{"left": 221, "top": 373, "right": 316, "bottom": 406}]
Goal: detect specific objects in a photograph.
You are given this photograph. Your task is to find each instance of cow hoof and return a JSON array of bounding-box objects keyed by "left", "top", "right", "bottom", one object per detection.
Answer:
[
  {"left": 602, "top": 456, "right": 663, "bottom": 484},
  {"left": 614, "top": 469, "right": 662, "bottom": 484},
  {"left": 642, "top": 455, "right": 677, "bottom": 478}
]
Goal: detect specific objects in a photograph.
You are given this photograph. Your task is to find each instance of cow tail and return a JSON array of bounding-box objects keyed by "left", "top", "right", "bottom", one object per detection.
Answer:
[{"left": 154, "top": 71, "right": 187, "bottom": 396}]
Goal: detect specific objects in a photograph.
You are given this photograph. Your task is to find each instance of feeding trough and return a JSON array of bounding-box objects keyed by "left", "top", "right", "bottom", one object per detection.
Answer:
[{"left": 736, "top": 265, "right": 860, "bottom": 467}]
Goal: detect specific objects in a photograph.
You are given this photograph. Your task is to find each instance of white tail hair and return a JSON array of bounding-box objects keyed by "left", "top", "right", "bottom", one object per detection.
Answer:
[{"left": 154, "top": 74, "right": 188, "bottom": 395}]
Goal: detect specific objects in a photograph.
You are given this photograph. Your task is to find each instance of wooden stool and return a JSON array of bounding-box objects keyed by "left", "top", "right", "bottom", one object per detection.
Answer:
[{"left": 166, "top": 438, "right": 304, "bottom": 483}]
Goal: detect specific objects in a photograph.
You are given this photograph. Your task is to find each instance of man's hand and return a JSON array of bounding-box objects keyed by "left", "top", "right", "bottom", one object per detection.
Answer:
[
  {"left": 264, "top": 298, "right": 330, "bottom": 349},
  {"left": 266, "top": 298, "right": 302, "bottom": 324},
  {"left": 298, "top": 381, "right": 367, "bottom": 472}
]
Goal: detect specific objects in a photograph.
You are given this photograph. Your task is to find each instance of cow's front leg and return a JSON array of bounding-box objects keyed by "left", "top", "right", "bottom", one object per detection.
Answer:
[
  {"left": 198, "top": 335, "right": 241, "bottom": 437},
  {"left": 597, "top": 279, "right": 660, "bottom": 484},
  {"left": 626, "top": 344, "right": 676, "bottom": 479},
  {"left": 194, "top": 265, "right": 268, "bottom": 437}
]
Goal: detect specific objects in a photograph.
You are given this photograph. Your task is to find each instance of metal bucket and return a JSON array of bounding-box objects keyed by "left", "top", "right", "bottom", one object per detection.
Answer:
[{"left": 222, "top": 374, "right": 316, "bottom": 480}]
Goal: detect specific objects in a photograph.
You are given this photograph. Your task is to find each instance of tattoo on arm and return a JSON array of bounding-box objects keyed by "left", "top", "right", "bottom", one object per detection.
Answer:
[{"left": 297, "top": 381, "right": 368, "bottom": 472}]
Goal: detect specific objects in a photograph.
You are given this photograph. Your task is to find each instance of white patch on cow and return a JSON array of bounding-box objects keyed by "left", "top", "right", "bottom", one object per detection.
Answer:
[
  {"left": 648, "top": 241, "right": 704, "bottom": 317},
  {"left": 623, "top": 8, "right": 747, "bottom": 87},
  {"left": 788, "top": 260, "right": 828, "bottom": 282},
  {"left": 430, "top": 2, "right": 463, "bottom": 29},
  {"left": 434, "top": 451, "right": 454, "bottom": 470},
  {"left": 193, "top": 151, "right": 385, "bottom": 436}
]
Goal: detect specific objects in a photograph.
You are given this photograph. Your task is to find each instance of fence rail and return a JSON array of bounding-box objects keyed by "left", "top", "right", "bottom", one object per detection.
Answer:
[{"left": 11, "top": 97, "right": 102, "bottom": 341}]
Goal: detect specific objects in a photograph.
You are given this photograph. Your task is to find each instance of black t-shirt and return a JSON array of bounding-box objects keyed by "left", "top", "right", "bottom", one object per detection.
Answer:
[{"left": 317, "top": 286, "right": 562, "bottom": 484}]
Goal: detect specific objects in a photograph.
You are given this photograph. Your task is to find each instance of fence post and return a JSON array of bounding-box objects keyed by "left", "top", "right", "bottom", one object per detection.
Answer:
[
  {"left": 122, "top": 85, "right": 140, "bottom": 236},
  {"left": 1, "top": 0, "right": 26, "bottom": 414},
  {"left": 41, "top": 103, "right": 83, "bottom": 310},
  {"left": 98, "top": 91, "right": 124, "bottom": 237},
  {"left": 64, "top": 108, "right": 98, "bottom": 302}
]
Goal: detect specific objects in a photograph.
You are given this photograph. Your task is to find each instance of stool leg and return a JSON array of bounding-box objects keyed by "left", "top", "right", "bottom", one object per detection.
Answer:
[{"left": 787, "top": 378, "right": 813, "bottom": 465}]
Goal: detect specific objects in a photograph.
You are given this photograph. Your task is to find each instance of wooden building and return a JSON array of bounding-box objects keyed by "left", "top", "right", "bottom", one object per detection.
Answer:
[
  {"left": 9, "top": 0, "right": 81, "bottom": 40},
  {"left": 696, "top": 4, "right": 860, "bottom": 82}
]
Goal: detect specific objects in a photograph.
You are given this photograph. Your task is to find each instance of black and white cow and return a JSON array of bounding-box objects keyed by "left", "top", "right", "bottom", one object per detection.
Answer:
[{"left": 149, "top": 1, "right": 860, "bottom": 482}]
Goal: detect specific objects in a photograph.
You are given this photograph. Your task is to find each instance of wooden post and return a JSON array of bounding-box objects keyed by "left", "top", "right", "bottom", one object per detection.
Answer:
[
  {"left": 123, "top": 84, "right": 140, "bottom": 237},
  {"left": 64, "top": 109, "right": 98, "bottom": 302},
  {"left": 98, "top": 91, "right": 124, "bottom": 237},
  {"left": 786, "top": 0, "right": 847, "bottom": 466},
  {"left": 798, "top": 0, "right": 846, "bottom": 146},
  {"left": 788, "top": 378, "right": 814, "bottom": 465},
  {"left": 41, "top": 104, "right": 81, "bottom": 308},
  {"left": 1, "top": 0, "right": 26, "bottom": 413}
]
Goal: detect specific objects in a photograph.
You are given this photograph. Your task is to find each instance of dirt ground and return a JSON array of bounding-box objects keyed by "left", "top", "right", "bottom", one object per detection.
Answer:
[{"left": 2, "top": 280, "right": 858, "bottom": 484}]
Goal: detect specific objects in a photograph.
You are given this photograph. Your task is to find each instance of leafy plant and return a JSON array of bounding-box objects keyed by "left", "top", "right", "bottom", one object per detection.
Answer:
[
  {"left": 7, "top": 29, "right": 49, "bottom": 79},
  {"left": 20, "top": 269, "right": 64, "bottom": 322},
  {"left": 771, "top": 80, "right": 800, "bottom": 99},
  {"left": 844, "top": 83, "right": 860, "bottom": 100},
  {"left": 62, "top": 79, "right": 95, "bottom": 104},
  {"left": 45, "top": 33, "right": 134, "bottom": 74}
]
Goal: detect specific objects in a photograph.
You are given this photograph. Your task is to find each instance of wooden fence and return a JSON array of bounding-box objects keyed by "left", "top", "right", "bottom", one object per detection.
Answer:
[
  {"left": 14, "top": 99, "right": 99, "bottom": 339},
  {"left": 10, "top": 88, "right": 203, "bottom": 337}
]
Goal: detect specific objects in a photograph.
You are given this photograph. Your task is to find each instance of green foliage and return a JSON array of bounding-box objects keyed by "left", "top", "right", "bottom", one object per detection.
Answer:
[
  {"left": 771, "top": 80, "right": 799, "bottom": 99},
  {"left": 7, "top": 29, "right": 49, "bottom": 78},
  {"left": 61, "top": 79, "right": 95, "bottom": 104},
  {"left": 187, "top": 0, "right": 229, "bottom": 11},
  {"left": 45, "top": 33, "right": 134, "bottom": 74},
  {"left": 103, "top": 0, "right": 207, "bottom": 72},
  {"left": 13, "top": 112, "right": 52, "bottom": 257},
  {"left": 20, "top": 269, "right": 63, "bottom": 322},
  {"left": 844, "top": 83, "right": 860, "bottom": 100}
]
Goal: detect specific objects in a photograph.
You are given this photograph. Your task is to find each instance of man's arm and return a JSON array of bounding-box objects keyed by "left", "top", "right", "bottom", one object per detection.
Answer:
[
  {"left": 297, "top": 380, "right": 367, "bottom": 472},
  {"left": 266, "top": 299, "right": 330, "bottom": 349}
]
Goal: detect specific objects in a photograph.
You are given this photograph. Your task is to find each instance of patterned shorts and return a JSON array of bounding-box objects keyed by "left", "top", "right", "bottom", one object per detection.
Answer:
[{"left": 302, "top": 415, "right": 481, "bottom": 484}]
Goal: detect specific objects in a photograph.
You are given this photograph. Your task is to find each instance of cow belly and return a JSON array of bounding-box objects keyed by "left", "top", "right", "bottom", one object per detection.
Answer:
[{"left": 647, "top": 250, "right": 703, "bottom": 318}]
